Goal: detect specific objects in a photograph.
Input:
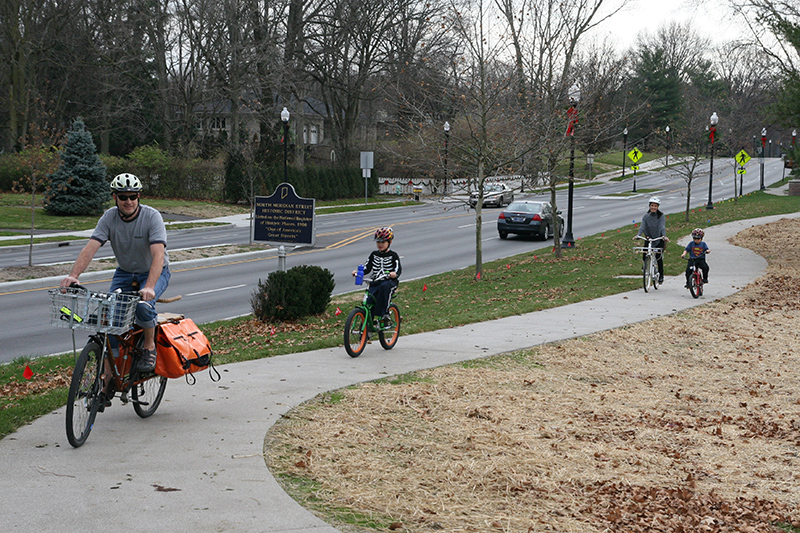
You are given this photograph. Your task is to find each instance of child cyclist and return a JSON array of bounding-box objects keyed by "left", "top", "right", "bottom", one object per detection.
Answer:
[
  {"left": 352, "top": 227, "right": 402, "bottom": 320},
  {"left": 681, "top": 228, "right": 710, "bottom": 287}
]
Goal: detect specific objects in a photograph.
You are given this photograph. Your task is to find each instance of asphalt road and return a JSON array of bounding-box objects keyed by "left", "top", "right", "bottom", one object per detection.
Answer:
[{"left": 0, "top": 157, "right": 788, "bottom": 363}]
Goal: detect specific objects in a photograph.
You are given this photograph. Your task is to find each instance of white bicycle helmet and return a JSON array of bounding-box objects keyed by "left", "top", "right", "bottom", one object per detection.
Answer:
[
  {"left": 648, "top": 196, "right": 661, "bottom": 205},
  {"left": 110, "top": 173, "right": 142, "bottom": 192}
]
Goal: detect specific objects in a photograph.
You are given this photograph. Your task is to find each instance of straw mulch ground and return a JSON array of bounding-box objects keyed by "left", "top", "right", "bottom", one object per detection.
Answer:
[{"left": 266, "top": 218, "right": 800, "bottom": 533}]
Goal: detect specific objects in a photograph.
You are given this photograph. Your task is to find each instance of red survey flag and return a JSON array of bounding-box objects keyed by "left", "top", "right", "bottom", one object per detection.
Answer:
[
  {"left": 423, "top": 284, "right": 427, "bottom": 291},
  {"left": 23, "top": 365, "right": 33, "bottom": 380},
  {"left": 335, "top": 307, "right": 342, "bottom": 316}
]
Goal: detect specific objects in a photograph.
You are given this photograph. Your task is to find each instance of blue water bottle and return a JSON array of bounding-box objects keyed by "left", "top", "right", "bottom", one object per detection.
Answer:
[{"left": 355, "top": 264, "right": 364, "bottom": 285}]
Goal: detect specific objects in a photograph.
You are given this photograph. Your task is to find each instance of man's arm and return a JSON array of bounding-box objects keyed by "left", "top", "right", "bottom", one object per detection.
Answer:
[
  {"left": 140, "top": 243, "right": 165, "bottom": 301},
  {"left": 60, "top": 239, "right": 102, "bottom": 288}
]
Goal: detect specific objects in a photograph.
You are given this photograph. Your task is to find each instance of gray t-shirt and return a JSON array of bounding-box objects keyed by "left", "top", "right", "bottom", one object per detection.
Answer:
[{"left": 91, "top": 204, "right": 170, "bottom": 273}]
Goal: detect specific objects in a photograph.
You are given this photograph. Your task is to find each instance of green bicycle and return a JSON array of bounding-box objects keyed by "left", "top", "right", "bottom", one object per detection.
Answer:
[{"left": 343, "top": 272, "right": 401, "bottom": 357}]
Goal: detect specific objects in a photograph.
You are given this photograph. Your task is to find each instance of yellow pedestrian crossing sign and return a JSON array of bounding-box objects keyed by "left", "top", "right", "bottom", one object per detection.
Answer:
[
  {"left": 736, "top": 150, "right": 751, "bottom": 166},
  {"left": 627, "top": 147, "right": 643, "bottom": 163}
]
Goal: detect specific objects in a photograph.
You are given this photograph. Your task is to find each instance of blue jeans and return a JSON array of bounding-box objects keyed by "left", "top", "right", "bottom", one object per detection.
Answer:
[{"left": 110, "top": 267, "right": 171, "bottom": 329}]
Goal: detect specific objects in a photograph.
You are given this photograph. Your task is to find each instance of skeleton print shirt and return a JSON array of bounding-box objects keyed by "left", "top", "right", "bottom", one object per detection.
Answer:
[{"left": 363, "top": 249, "right": 402, "bottom": 281}]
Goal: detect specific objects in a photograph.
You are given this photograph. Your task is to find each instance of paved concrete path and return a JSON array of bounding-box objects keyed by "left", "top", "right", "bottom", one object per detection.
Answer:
[{"left": 1, "top": 213, "right": 798, "bottom": 532}]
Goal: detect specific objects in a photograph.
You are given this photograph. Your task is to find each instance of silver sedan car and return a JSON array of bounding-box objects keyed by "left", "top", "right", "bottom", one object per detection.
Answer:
[{"left": 469, "top": 183, "right": 515, "bottom": 208}]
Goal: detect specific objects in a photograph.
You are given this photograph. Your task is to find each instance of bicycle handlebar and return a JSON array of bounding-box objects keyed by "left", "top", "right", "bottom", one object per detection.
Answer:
[{"left": 634, "top": 235, "right": 665, "bottom": 243}]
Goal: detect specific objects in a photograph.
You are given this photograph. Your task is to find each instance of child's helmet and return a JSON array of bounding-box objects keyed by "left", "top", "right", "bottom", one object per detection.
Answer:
[
  {"left": 691, "top": 228, "right": 704, "bottom": 238},
  {"left": 110, "top": 173, "right": 142, "bottom": 192},
  {"left": 374, "top": 227, "right": 393, "bottom": 242},
  {"left": 648, "top": 196, "right": 660, "bottom": 205}
]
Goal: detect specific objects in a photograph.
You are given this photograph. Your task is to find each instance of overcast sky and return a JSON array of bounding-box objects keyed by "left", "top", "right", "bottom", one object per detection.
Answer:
[{"left": 590, "top": 0, "right": 742, "bottom": 51}]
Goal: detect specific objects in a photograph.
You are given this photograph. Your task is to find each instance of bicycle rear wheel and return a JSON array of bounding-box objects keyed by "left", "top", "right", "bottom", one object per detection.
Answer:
[
  {"left": 689, "top": 269, "right": 703, "bottom": 298},
  {"left": 66, "top": 341, "right": 103, "bottom": 448},
  {"left": 344, "top": 308, "right": 368, "bottom": 357},
  {"left": 132, "top": 376, "right": 167, "bottom": 418},
  {"left": 378, "top": 304, "right": 401, "bottom": 350},
  {"left": 642, "top": 257, "right": 652, "bottom": 292}
]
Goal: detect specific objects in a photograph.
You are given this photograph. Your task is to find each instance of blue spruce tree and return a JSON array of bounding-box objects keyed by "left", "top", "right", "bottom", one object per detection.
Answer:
[{"left": 44, "top": 119, "right": 108, "bottom": 215}]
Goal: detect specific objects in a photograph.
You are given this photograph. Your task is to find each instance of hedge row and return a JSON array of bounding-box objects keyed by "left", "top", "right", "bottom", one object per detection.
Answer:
[{"left": 1, "top": 148, "right": 375, "bottom": 202}]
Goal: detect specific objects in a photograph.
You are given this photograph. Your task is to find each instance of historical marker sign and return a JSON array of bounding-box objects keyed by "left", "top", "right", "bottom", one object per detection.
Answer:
[{"left": 253, "top": 183, "right": 316, "bottom": 246}]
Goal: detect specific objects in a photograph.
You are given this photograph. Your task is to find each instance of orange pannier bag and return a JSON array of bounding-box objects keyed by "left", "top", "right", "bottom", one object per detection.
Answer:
[{"left": 155, "top": 317, "right": 219, "bottom": 384}]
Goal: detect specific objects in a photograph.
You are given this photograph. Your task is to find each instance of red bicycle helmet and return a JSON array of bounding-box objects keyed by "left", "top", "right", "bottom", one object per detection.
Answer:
[
  {"left": 691, "top": 228, "right": 704, "bottom": 239},
  {"left": 374, "top": 227, "right": 394, "bottom": 242}
]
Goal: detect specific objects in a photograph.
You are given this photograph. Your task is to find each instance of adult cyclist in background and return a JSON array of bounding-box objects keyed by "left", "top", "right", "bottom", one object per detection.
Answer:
[
  {"left": 59, "top": 173, "right": 170, "bottom": 372},
  {"left": 634, "top": 196, "right": 669, "bottom": 283},
  {"left": 352, "top": 227, "right": 401, "bottom": 321}
]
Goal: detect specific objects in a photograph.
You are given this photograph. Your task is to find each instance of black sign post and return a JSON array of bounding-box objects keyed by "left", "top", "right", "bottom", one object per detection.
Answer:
[{"left": 253, "top": 183, "right": 316, "bottom": 270}]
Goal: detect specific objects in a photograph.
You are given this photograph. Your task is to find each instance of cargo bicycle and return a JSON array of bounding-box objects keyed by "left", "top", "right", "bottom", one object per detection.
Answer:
[
  {"left": 49, "top": 284, "right": 177, "bottom": 448},
  {"left": 343, "top": 271, "right": 401, "bottom": 357},
  {"left": 634, "top": 235, "right": 665, "bottom": 292}
]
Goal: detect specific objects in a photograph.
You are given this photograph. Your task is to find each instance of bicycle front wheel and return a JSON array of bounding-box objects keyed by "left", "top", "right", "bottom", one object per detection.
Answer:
[
  {"left": 642, "top": 257, "right": 652, "bottom": 292},
  {"left": 66, "top": 341, "right": 103, "bottom": 448},
  {"left": 378, "top": 303, "right": 401, "bottom": 350},
  {"left": 652, "top": 261, "right": 660, "bottom": 290},
  {"left": 132, "top": 375, "right": 167, "bottom": 418},
  {"left": 344, "top": 308, "right": 368, "bottom": 357},
  {"left": 689, "top": 270, "right": 702, "bottom": 298}
]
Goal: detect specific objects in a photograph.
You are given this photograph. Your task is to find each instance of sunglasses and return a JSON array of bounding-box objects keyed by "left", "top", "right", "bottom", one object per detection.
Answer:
[{"left": 116, "top": 193, "right": 139, "bottom": 201}]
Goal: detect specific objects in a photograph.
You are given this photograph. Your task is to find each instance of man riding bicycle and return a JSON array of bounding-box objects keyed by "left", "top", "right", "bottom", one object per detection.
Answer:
[{"left": 59, "top": 173, "right": 170, "bottom": 372}]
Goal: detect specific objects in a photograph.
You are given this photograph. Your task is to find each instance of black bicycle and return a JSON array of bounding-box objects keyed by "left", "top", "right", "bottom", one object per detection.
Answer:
[{"left": 49, "top": 285, "right": 169, "bottom": 447}]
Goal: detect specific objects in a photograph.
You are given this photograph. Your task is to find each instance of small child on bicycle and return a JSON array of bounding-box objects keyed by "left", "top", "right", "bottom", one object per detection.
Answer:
[
  {"left": 681, "top": 228, "right": 710, "bottom": 287},
  {"left": 352, "top": 227, "right": 402, "bottom": 321}
]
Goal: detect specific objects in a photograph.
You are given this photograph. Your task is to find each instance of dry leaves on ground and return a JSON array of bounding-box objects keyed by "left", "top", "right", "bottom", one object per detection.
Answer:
[{"left": 267, "top": 217, "right": 800, "bottom": 533}]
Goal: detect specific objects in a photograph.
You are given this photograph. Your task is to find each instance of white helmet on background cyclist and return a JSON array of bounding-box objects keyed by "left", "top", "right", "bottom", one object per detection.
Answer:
[
  {"left": 648, "top": 196, "right": 660, "bottom": 205},
  {"left": 110, "top": 173, "right": 142, "bottom": 193}
]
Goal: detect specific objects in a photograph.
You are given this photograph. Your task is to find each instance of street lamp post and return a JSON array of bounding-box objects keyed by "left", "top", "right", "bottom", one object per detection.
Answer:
[
  {"left": 665, "top": 126, "right": 670, "bottom": 166},
  {"left": 760, "top": 128, "right": 766, "bottom": 190},
  {"left": 443, "top": 121, "right": 450, "bottom": 194},
  {"left": 623, "top": 128, "right": 629, "bottom": 189},
  {"left": 281, "top": 107, "right": 290, "bottom": 183},
  {"left": 278, "top": 107, "right": 291, "bottom": 271},
  {"left": 793, "top": 129, "right": 797, "bottom": 148},
  {"left": 562, "top": 84, "right": 580, "bottom": 249},
  {"left": 706, "top": 112, "right": 718, "bottom": 210}
]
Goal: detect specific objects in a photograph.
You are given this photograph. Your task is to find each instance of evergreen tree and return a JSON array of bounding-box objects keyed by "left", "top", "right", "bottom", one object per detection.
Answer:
[{"left": 44, "top": 119, "right": 108, "bottom": 216}]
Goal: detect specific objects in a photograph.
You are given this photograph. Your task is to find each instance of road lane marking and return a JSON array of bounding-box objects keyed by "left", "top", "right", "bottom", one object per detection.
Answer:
[{"left": 186, "top": 284, "right": 247, "bottom": 297}]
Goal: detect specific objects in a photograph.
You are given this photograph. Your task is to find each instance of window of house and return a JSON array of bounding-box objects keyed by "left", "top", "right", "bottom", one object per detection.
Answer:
[{"left": 210, "top": 117, "right": 226, "bottom": 131}]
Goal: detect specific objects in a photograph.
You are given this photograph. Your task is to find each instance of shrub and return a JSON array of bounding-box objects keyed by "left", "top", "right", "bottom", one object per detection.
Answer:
[
  {"left": 290, "top": 264, "right": 336, "bottom": 314},
  {"left": 251, "top": 265, "right": 335, "bottom": 321}
]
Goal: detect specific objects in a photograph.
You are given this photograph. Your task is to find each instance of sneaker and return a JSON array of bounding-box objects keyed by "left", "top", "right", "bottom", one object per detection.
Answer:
[
  {"left": 136, "top": 348, "right": 157, "bottom": 373},
  {"left": 703, "top": 278, "right": 709, "bottom": 284},
  {"left": 658, "top": 275, "right": 664, "bottom": 284},
  {"left": 684, "top": 283, "right": 691, "bottom": 289}
]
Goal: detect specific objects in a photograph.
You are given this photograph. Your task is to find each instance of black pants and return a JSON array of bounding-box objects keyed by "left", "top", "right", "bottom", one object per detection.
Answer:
[
  {"left": 368, "top": 279, "right": 398, "bottom": 317},
  {"left": 685, "top": 258, "right": 709, "bottom": 282},
  {"left": 642, "top": 246, "right": 664, "bottom": 277}
]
